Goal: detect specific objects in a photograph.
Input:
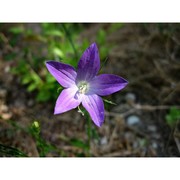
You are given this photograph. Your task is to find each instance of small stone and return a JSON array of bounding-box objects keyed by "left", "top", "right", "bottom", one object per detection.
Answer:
[
  {"left": 126, "top": 115, "right": 140, "bottom": 126},
  {"left": 152, "top": 133, "right": 161, "bottom": 139},
  {"left": 100, "top": 137, "right": 108, "bottom": 145},
  {"left": 1, "top": 104, "right": 9, "bottom": 112},
  {"left": 133, "top": 141, "right": 139, "bottom": 148},
  {"left": 0, "top": 89, "right": 7, "bottom": 98},
  {"left": 27, "top": 100, "right": 34, "bottom": 107},
  {"left": 4, "top": 65, "right": 10, "bottom": 73},
  {"left": 152, "top": 142, "right": 158, "bottom": 149},
  {"left": 125, "top": 93, "right": 136, "bottom": 104},
  {"left": 14, "top": 100, "right": 25, "bottom": 108},
  {"left": 148, "top": 125, "right": 157, "bottom": 132},
  {"left": 125, "top": 132, "right": 134, "bottom": 140},
  {"left": 171, "top": 82, "right": 176, "bottom": 88},
  {"left": 1, "top": 112, "right": 12, "bottom": 120}
]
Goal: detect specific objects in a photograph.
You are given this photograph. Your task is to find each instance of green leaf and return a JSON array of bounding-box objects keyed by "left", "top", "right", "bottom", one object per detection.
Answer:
[
  {"left": 45, "top": 30, "right": 63, "bottom": 37},
  {"left": 53, "top": 47, "right": 64, "bottom": 58},
  {"left": 108, "top": 23, "right": 124, "bottom": 33},
  {"left": 27, "top": 83, "right": 36, "bottom": 92},
  {"left": 70, "top": 138, "right": 89, "bottom": 150},
  {"left": 8, "top": 26, "right": 24, "bottom": 34},
  {"left": 165, "top": 107, "right": 180, "bottom": 127},
  {"left": 36, "top": 90, "right": 51, "bottom": 102},
  {"left": 103, "top": 98, "right": 117, "bottom": 105},
  {"left": 46, "top": 73, "right": 56, "bottom": 83},
  {"left": 0, "top": 144, "right": 27, "bottom": 157},
  {"left": 57, "top": 86, "right": 63, "bottom": 93},
  {"left": 31, "top": 72, "right": 42, "bottom": 83},
  {"left": 22, "top": 75, "right": 32, "bottom": 84},
  {"left": 97, "top": 29, "right": 106, "bottom": 45}
]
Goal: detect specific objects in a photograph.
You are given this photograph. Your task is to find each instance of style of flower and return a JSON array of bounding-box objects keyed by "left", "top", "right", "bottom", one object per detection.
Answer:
[{"left": 45, "top": 43, "right": 128, "bottom": 127}]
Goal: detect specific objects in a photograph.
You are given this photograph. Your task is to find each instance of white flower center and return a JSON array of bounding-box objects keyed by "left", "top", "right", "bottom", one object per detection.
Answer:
[{"left": 78, "top": 81, "right": 89, "bottom": 94}]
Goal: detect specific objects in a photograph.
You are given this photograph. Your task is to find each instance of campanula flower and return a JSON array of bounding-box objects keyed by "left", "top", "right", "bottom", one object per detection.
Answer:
[{"left": 45, "top": 43, "right": 128, "bottom": 127}]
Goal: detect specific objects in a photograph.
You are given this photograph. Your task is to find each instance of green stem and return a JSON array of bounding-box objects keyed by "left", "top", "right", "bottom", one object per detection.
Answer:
[
  {"left": 79, "top": 106, "right": 92, "bottom": 156},
  {"left": 87, "top": 116, "right": 92, "bottom": 156},
  {"left": 61, "top": 24, "right": 78, "bottom": 60},
  {"left": 99, "top": 56, "right": 108, "bottom": 72}
]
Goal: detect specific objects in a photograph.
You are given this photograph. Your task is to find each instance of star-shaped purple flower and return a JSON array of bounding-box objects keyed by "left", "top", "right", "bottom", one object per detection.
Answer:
[{"left": 45, "top": 43, "right": 128, "bottom": 127}]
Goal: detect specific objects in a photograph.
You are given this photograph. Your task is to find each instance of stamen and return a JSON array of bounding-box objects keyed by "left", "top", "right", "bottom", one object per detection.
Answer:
[{"left": 78, "top": 81, "right": 89, "bottom": 94}]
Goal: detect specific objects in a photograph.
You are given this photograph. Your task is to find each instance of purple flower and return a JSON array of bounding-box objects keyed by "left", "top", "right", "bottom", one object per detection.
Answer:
[{"left": 45, "top": 43, "right": 128, "bottom": 127}]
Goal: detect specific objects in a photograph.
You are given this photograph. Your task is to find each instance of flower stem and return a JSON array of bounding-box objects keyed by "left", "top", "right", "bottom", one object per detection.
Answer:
[
  {"left": 61, "top": 24, "right": 78, "bottom": 60},
  {"left": 85, "top": 114, "right": 92, "bottom": 156},
  {"left": 87, "top": 116, "right": 92, "bottom": 148},
  {"left": 79, "top": 106, "right": 92, "bottom": 156}
]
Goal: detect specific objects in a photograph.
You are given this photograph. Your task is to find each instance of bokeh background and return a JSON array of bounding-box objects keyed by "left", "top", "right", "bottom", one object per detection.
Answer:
[{"left": 0, "top": 23, "right": 179, "bottom": 157}]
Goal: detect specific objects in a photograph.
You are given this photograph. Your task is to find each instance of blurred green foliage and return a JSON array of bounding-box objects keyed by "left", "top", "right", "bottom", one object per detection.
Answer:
[
  {"left": 3, "top": 23, "right": 123, "bottom": 103},
  {"left": 165, "top": 107, "right": 180, "bottom": 128},
  {"left": 10, "top": 23, "right": 83, "bottom": 102}
]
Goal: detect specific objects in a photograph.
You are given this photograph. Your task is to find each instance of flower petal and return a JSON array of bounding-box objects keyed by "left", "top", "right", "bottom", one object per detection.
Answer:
[
  {"left": 54, "top": 87, "right": 81, "bottom": 114},
  {"left": 45, "top": 61, "right": 77, "bottom": 88},
  {"left": 82, "top": 94, "right": 104, "bottom": 127},
  {"left": 77, "top": 43, "right": 100, "bottom": 82},
  {"left": 90, "top": 74, "right": 128, "bottom": 96}
]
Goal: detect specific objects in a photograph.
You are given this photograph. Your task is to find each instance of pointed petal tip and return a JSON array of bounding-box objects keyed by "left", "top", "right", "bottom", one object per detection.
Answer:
[
  {"left": 90, "top": 42, "right": 99, "bottom": 52},
  {"left": 54, "top": 106, "right": 62, "bottom": 115},
  {"left": 95, "top": 121, "right": 103, "bottom": 127},
  {"left": 45, "top": 60, "right": 49, "bottom": 66},
  {"left": 124, "top": 79, "right": 128, "bottom": 85},
  {"left": 45, "top": 60, "right": 56, "bottom": 68},
  {"left": 45, "top": 60, "right": 53, "bottom": 64},
  {"left": 54, "top": 110, "right": 61, "bottom": 115},
  {"left": 54, "top": 112, "right": 58, "bottom": 115},
  {"left": 54, "top": 110, "right": 66, "bottom": 115},
  {"left": 45, "top": 60, "right": 59, "bottom": 67},
  {"left": 91, "top": 42, "right": 97, "bottom": 47}
]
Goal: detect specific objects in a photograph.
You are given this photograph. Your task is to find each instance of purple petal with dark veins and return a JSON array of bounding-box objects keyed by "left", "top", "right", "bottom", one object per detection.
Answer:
[
  {"left": 90, "top": 74, "right": 128, "bottom": 96},
  {"left": 45, "top": 61, "right": 77, "bottom": 88},
  {"left": 82, "top": 94, "right": 104, "bottom": 127},
  {"left": 54, "top": 87, "right": 81, "bottom": 114},
  {"left": 76, "top": 43, "right": 100, "bottom": 82}
]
